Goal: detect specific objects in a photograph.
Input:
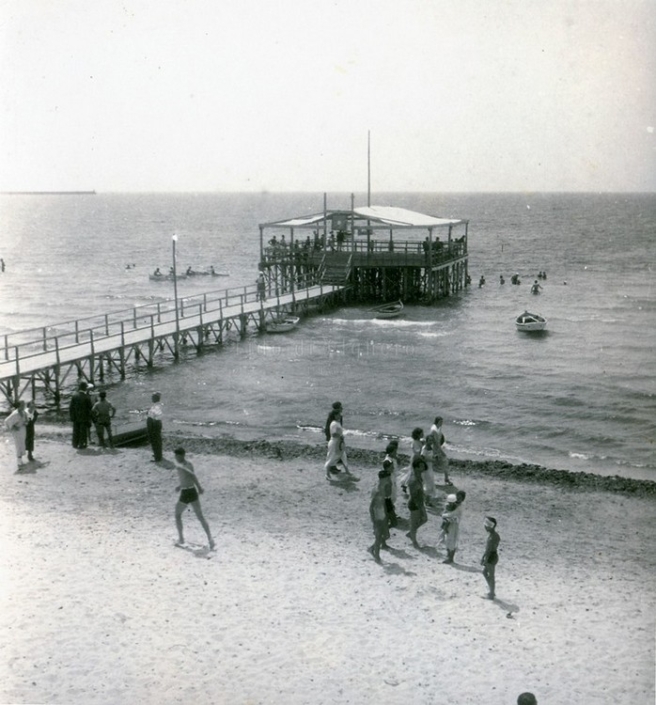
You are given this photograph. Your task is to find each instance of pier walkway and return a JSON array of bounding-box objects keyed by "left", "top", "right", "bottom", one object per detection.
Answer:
[{"left": 0, "top": 277, "right": 345, "bottom": 408}]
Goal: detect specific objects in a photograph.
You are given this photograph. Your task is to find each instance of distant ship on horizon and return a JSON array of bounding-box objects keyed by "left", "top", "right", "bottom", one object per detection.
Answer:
[{"left": 1, "top": 190, "right": 97, "bottom": 195}]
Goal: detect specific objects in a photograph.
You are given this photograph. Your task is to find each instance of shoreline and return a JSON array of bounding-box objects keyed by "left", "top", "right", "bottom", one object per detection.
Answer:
[{"left": 33, "top": 425, "right": 656, "bottom": 497}]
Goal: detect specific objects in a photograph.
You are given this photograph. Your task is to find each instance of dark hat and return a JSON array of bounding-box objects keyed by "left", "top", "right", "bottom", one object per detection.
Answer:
[
  {"left": 79, "top": 381, "right": 88, "bottom": 391},
  {"left": 332, "top": 401, "right": 343, "bottom": 410},
  {"left": 174, "top": 447, "right": 185, "bottom": 456},
  {"left": 99, "top": 391, "right": 107, "bottom": 398}
]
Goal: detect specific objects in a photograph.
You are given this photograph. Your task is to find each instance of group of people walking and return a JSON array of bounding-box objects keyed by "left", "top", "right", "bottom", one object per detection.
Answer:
[
  {"left": 367, "top": 421, "right": 501, "bottom": 599},
  {"left": 322, "top": 403, "right": 501, "bottom": 600}
]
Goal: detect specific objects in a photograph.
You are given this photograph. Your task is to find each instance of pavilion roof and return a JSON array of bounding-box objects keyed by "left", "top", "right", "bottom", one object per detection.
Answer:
[{"left": 261, "top": 205, "right": 464, "bottom": 230}]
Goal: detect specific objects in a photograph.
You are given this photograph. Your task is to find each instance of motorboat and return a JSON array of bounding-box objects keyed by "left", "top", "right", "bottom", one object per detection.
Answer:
[
  {"left": 515, "top": 311, "right": 547, "bottom": 332},
  {"left": 371, "top": 300, "right": 404, "bottom": 319},
  {"left": 266, "top": 315, "right": 300, "bottom": 333}
]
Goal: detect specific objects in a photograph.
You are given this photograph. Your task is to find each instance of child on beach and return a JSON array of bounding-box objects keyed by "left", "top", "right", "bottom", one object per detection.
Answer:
[{"left": 173, "top": 447, "right": 215, "bottom": 550}]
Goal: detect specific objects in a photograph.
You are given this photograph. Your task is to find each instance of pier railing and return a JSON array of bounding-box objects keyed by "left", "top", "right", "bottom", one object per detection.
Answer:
[
  {"left": 1, "top": 271, "right": 322, "bottom": 370},
  {"left": 262, "top": 238, "right": 467, "bottom": 268}
]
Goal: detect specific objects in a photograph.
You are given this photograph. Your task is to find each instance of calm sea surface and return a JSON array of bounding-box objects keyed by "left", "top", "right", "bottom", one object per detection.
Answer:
[{"left": 1, "top": 192, "right": 654, "bottom": 480}]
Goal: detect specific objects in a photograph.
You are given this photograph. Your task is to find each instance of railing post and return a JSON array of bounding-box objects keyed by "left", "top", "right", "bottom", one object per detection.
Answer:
[
  {"left": 90, "top": 329, "right": 95, "bottom": 357},
  {"left": 3, "top": 334, "right": 8, "bottom": 361},
  {"left": 180, "top": 297, "right": 185, "bottom": 317},
  {"left": 157, "top": 302, "right": 162, "bottom": 323},
  {"left": 14, "top": 346, "right": 20, "bottom": 376},
  {"left": 133, "top": 308, "right": 137, "bottom": 329},
  {"left": 199, "top": 303, "right": 203, "bottom": 326},
  {"left": 75, "top": 320, "right": 79, "bottom": 343},
  {"left": 150, "top": 314, "right": 155, "bottom": 339},
  {"left": 105, "top": 314, "right": 109, "bottom": 336},
  {"left": 121, "top": 321, "right": 125, "bottom": 347},
  {"left": 203, "top": 293, "right": 207, "bottom": 312},
  {"left": 55, "top": 336, "right": 60, "bottom": 366}
]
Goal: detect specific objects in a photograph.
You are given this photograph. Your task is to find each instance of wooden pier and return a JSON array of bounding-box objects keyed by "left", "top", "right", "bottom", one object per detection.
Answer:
[
  {"left": 1, "top": 201, "right": 470, "bottom": 411},
  {"left": 0, "top": 275, "right": 345, "bottom": 409}
]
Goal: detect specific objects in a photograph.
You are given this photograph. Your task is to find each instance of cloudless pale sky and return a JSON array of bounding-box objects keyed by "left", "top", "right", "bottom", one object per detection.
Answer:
[{"left": 1, "top": 0, "right": 654, "bottom": 192}]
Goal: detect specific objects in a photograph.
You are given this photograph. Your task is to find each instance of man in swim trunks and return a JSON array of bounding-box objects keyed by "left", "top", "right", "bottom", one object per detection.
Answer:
[
  {"left": 173, "top": 447, "right": 215, "bottom": 550},
  {"left": 481, "top": 516, "right": 500, "bottom": 598}
]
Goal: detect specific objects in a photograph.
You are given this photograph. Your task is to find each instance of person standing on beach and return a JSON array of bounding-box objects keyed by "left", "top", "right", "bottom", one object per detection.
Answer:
[
  {"left": 25, "top": 400, "right": 38, "bottom": 461},
  {"left": 441, "top": 493, "right": 461, "bottom": 564},
  {"left": 481, "top": 516, "right": 500, "bottom": 599},
  {"left": 147, "top": 392, "right": 163, "bottom": 462},
  {"left": 383, "top": 442, "right": 399, "bottom": 527},
  {"left": 400, "top": 427, "right": 424, "bottom": 496},
  {"left": 69, "top": 381, "right": 93, "bottom": 449},
  {"left": 173, "top": 447, "right": 215, "bottom": 550},
  {"left": 324, "top": 402, "right": 358, "bottom": 480},
  {"left": 429, "top": 416, "right": 452, "bottom": 485},
  {"left": 406, "top": 456, "right": 428, "bottom": 548},
  {"left": 92, "top": 391, "right": 116, "bottom": 449},
  {"left": 420, "top": 433, "right": 437, "bottom": 506},
  {"left": 4, "top": 400, "right": 27, "bottom": 468},
  {"left": 368, "top": 468, "right": 391, "bottom": 563}
]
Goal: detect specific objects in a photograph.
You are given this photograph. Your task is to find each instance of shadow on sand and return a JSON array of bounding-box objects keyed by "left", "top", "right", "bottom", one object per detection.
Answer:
[
  {"left": 15, "top": 459, "right": 51, "bottom": 474},
  {"left": 382, "top": 562, "right": 417, "bottom": 577},
  {"left": 174, "top": 542, "right": 215, "bottom": 559},
  {"left": 452, "top": 562, "right": 483, "bottom": 574}
]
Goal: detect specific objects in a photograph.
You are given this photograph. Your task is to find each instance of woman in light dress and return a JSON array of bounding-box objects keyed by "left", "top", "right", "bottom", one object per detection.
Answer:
[
  {"left": 4, "top": 400, "right": 28, "bottom": 469},
  {"left": 324, "top": 410, "right": 359, "bottom": 481}
]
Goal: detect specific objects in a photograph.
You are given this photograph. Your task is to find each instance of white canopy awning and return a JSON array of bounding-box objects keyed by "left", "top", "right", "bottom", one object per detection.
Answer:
[
  {"left": 262, "top": 206, "right": 463, "bottom": 229},
  {"left": 352, "top": 206, "right": 461, "bottom": 228}
]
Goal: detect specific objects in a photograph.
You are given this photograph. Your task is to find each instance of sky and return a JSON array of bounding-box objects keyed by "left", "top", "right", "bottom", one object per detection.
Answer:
[{"left": 0, "top": 0, "right": 654, "bottom": 193}]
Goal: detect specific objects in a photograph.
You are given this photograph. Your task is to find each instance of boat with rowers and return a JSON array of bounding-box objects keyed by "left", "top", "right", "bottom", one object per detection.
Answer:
[
  {"left": 185, "top": 267, "right": 230, "bottom": 277},
  {"left": 149, "top": 270, "right": 187, "bottom": 281}
]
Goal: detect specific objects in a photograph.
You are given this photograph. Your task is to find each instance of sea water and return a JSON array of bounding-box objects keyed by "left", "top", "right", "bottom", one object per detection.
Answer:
[{"left": 0, "top": 192, "right": 654, "bottom": 480}]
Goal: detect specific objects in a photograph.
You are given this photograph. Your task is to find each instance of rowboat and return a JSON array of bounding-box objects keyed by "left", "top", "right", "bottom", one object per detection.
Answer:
[
  {"left": 266, "top": 315, "right": 300, "bottom": 333},
  {"left": 149, "top": 273, "right": 187, "bottom": 281},
  {"left": 186, "top": 269, "right": 230, "bottom": 277},
  {"left": 372, "top": 300, "right": 404, "bottom": 319},
  {"left": 515, "top": 311, "right": 547, "bottom": 332}
]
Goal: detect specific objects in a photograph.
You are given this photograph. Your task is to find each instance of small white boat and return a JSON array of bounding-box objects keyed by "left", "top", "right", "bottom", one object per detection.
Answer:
[
  {"left": 516, "top": 311, "right": 547, "bottom": 332},
  {"left": 266, "top": 315, "right": 300, "bottom": 333},
  {"left": 372, "top": 300, "right": 404, "bottom": 319}
]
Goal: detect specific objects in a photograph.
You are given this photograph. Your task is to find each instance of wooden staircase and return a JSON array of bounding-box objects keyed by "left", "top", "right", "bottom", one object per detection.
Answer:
[{"left": 320, "top": 253, "right": 353, "bottom": 285}]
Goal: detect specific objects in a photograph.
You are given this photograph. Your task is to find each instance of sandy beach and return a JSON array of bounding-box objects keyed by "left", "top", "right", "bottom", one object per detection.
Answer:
[{"left": 1, "top": 431, "right": 655, "bottom": 705}]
